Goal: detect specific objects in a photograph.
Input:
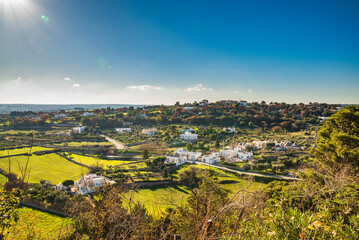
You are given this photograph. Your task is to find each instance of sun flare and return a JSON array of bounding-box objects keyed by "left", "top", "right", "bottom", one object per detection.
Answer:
[{"left": 0, "top": 0, "right": 27, "bottom": 7}]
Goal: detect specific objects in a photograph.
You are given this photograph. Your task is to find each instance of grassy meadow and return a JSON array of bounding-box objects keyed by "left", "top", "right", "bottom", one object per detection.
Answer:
[
  {"left": 126, "top": 185, "right": 191, "bottom": 215},
  {"left": 0, "top": 153, "right": 85, "bottom": 184},
  {"left": 5, "top": 207, "right": 73, "bottom": 240},
  {"left": 0, "top": 147, "right": 52, "bottom": 157},
  {"left": 0, "top": 174, "right": 7, "bottom": 187},
  {"left": 70, "top": 154, "right": 138, "bottom": 169}
]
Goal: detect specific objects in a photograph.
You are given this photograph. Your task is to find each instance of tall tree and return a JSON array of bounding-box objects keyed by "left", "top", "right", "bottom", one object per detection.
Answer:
[{"left": 313, "top": 105, "right": 359, "bottom": 172}]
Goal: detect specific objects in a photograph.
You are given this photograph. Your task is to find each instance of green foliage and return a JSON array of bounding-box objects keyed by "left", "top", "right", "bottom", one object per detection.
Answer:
[
  {"left": 313, "top": 105, "right": 359, "bottom": 172},
  {"left": 0, "top": 189, "right": 20, "bottom": 237},
  {"left": 178, "top": 166, "right": 202, "bottom": 188}
]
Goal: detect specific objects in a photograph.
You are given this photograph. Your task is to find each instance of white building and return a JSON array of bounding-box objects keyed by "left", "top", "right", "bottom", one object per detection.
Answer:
[
  {"left": 142, "top": 128, "right": 157, "bottom": 136},
  {"left": 54, "top": 114, "right": 67, "bottom": 119},
  {"left": 223, "top": 127, "right": 236, "bottom": 133},
  {"left": 165, "top": 148, "right": 202, "bottom": 166},
  {"left": 83, "top": 112, "right": 94, "bottom": 117},
  {"left": 236, "top": 152, "right": 253, "bottom": 161},
  {"left": 179, "top": 131, "right": 198, "bottom": 141},
  {"left": 183, "top": 107, "right": 195, "bottom": 111},
  {"left": 202, "top": 152, "right": 221, "bottom": 164},
  {"left": 75, "top": 174, "right": 115, "bottom": 195},
  {"left": 220, "top": 148, "right": 237, "bottom": 159},
  {"left": 115, "top": 128, "right": 132, "bottom": 133},
  {"left": 220, "top": 147, "right": 253, "bottom": 162},
  {"left": 73, "top": 126, "right": 86, "bottom": 134}
]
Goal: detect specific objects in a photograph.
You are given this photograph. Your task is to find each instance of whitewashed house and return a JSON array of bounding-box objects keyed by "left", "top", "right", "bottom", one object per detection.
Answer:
[
  {"left": 183, "top": 107, "right": 195, "bottom": 111},
  {"left": 142, "top": 128, "right": 157, "bottom": 136},
  {"left": 54, "top": 114, "right": 67, "bottom": 119},
  {"left": 165, "top": 148, "right": 202, "bottom": 166},
  {"left": 223, "top": 127, "right": 236, "bottom": 133},
  {"left": 73, "top": 126, "right": 86, "bottom": 134},
  {"left": 165, "top": 153, "right": 188, "bottom": 166},
  {"left": 236, "top": 152, "right": 253, "bottom": 161},
  {"left": 83, "top": 112, "right": 94, "bottom": 117},
  {"left": 180, "top": 131, "right": 198, "bottom": 141},
  {"left": 116, "top": 128, "right": 131, "bottom": 133},
  {"left": 220, "top": 148, "right": 238, "bottom": 159},
  {"left": 202, "top": 152, "right": 221, "bottom": 164},
  {"left": 75, "top": 174, "right": 115, "bottom": 195},
  {"left": 220, "top": 147, "right": 253, "bottom": 162}
]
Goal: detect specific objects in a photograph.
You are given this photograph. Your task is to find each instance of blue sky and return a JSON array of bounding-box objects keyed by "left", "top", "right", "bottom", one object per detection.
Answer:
[{"left": 0, "top": 0, "right": 358, "bottom": 104}]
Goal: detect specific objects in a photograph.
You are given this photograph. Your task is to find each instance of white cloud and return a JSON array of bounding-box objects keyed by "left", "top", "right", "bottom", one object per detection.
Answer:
[
  {"left": 126, "top": 85, "right": 162, "bottom": 90},
  {"left": 248, "top": 89, "right": 252, "bottom": 93},
  {"left": 17, "top": 77, "right": 21, "bottom": 80},
  {"left": 64, "top": 77, "right": 71, "bottom": 81},
  {"left": 186, "top": 84, "right": 212, "bottom": 92},
  {"left": 73, "top": 83, "right": 81, "bottom": 88}
]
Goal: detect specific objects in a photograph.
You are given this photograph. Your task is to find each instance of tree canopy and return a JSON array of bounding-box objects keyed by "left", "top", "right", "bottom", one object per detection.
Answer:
[{"left": 313, "top": 105, "right": 359, "bottom": 172}]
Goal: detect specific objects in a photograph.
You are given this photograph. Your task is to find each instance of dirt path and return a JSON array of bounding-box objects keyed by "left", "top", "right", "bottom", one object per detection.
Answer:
[{"left": 101, "top": 135, "right": 126, "bottom": 150}]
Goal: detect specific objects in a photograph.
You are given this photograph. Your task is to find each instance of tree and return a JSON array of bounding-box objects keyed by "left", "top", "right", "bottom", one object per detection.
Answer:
[
  {"left": 179, "top": 167, "right": 202, "bottom": 188},
  {"left": 186, "top": 143, "right": 193, "bottom": 152},
  {"left": 163, "top": 167, "right": 169, "bottom": 179},
  {"left": 215, "top": 137, "right": 220, "bottom": 149},
  {"left": 313, "top": 105, "right": 359, "bottom": 172},
  {"left": 0, "top": 189, "right": 21, "bottom": 237},
  {"left": 62, "top": 180, "right": 74, "bottom": 187},
  {"left": 142, "top": 150, "right": 150, "bottom": 160}
]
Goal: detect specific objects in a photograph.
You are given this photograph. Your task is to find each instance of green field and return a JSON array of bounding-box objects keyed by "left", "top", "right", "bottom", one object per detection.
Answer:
[
  {"left": 127, "top": 185, "right": 191, "bottom": 215},
  {"left": 5, "top": 207, "right": 73, "bottom": 240},
  {"left": 0, "top": 174, "right": 7, "bottom": 187},
  {"left": 0, "top": 147, "right": 52, "bottom": 157},
  {"left": 70, "top": 154, "right": 139, "bottom": 169},
  {"left": 0, "top": 153, "right": 86, "bottom": 184},
  {"left": 173, "top": 164, "right": 266, "bottom": 193}
]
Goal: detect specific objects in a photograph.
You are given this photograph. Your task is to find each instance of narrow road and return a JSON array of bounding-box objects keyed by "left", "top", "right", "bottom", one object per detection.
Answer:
[
  {"left": 101, "top": 135, "right": 126, "bottom": 150},
  {"left": 195, "top": 161, "right": 301, "bottom": 181}
]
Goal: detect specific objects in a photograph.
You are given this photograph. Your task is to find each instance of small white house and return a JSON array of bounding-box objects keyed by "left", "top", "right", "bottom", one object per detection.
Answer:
[
  {"left": 183, "top": 107, "right": 195, "bottom": 111},
  {"left": 202, "top": 152, "right": 221, "bottom": 164},
  {"left": 220, "top": 148, "right": 238, "bottom": 159},
  {"left": 223, "top": 127, "right": 236, "bottom": 133},
  {"left": 115, "top": 128, "right": 131, "bottom": 133},
  {"left": 75, "top": 174, "right": 115, "bottom": 195},
  {"left": 83, "top": 112, "right": 94, "bottom": 117},
  {"left": 165, "top": 148, "right": 202, "bottom": 166},
  {"left": 220, "top": 147, "right": 253, "bottom": 161},
  {"left": 54, "top": 114, "right": 67, "bottom": 119},
  {"left": 73, "top": 126, "right": 86, "bottom": 134},
  {"left": 142, "top": 128, "right": 157, "bottom": 136},
  {"left": 236, "top": 151, "right": 253, "bottom": 161},
  {"left": 165, "top": 153, "right": 188, "bottom": 166},
  {"left": 180, "top": 131, "right": 198, "bottom": 141}
]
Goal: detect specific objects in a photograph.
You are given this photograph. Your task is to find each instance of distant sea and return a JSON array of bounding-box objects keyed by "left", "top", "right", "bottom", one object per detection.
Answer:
[{"left": 0, "top": 104, "right": 147, "bottom": 113}]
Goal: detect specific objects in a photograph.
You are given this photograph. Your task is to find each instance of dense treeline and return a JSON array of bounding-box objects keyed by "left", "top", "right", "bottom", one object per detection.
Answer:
[{"left": 79, "top": 101, "right": 339, "bottom": 130}]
